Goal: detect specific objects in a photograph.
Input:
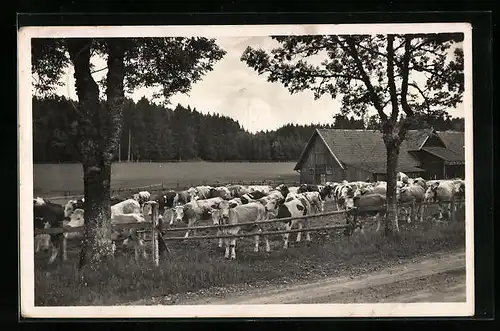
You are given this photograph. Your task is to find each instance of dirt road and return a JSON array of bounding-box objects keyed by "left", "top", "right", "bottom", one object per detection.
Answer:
[{"left": 174, "top": 251, "right": 466, "bottom": 305}]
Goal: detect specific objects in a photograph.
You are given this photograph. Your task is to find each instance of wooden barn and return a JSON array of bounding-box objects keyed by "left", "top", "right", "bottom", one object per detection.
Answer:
[{"left": 294, "top": 128, "right": 465, "bottom": 184}]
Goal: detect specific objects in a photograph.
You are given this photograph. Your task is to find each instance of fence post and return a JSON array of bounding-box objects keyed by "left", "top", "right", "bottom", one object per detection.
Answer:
[
  {"left": 60, "top": 235, "right": 65, "bottom": 262},
  {"left": 411, "top": 199, "right": 416, "bottom": 223},
  {"left": 149, "top": 201, "right": 160, "bottom": 267},
  {"left": 450, "top": 195, "right": 456, "bottom": 222}
]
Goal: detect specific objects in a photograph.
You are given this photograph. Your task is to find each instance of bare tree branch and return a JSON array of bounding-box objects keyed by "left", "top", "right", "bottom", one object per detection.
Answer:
[
  {"left": 340, "top": 36, "right": 388, "bottom": 122},
  {"left": 408, "top": 82, "right": 431, "bottom": 113},
  {"left": 398, "top": 35, "right": 414, "bottom": 143}
]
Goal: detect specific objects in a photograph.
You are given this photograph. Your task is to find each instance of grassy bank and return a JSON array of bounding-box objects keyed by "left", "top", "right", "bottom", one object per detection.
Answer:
[{"left": 34, "top": 210, "right": 465, "bottom": 306}]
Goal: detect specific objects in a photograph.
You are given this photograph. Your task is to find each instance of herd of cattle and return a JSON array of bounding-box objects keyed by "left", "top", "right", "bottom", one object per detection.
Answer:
[{"left": 33, "top": 172, "right": 466, "bottom": 262}]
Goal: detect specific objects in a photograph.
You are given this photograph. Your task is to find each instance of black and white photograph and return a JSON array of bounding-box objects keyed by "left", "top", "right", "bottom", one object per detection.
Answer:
[{"left": 19, "top": 23, "right": 474, "bottom": 318}]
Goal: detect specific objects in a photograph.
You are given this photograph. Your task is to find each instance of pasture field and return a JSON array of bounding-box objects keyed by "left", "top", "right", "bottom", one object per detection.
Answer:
[
  {"left": 33, "top": 162, "right": 299, "bottom": 197},
  {"left": 34, "top": 202, "right": 466, "bottom": 306}
]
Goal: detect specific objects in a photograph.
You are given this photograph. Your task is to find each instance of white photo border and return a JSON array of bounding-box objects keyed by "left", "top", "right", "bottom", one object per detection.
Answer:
[{"left": 18, "top": 22, "right": 474, "bottom": 318}]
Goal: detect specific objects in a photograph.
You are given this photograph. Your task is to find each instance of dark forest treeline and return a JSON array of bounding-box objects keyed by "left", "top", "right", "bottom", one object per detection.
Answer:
[{"left": 32, "top": 95, "right": 465, "bottom": 163}]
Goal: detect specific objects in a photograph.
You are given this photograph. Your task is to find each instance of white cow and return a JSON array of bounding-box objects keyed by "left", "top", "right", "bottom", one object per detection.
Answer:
[
  {"left": 172, "top": 197, "right": 225, "bottom": 238},
  {"left": 424, "top": 180, "right": 462, "bottom": 220},
  {"left": 397, "top": 183, "right": 426, "bottom": 223},
  {"left": 111, "top": 199, "right": 141, "bottom": 216}
]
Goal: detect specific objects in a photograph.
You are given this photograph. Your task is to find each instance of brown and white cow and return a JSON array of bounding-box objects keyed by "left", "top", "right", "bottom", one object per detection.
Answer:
[
  {"left": 266, "top": 195, "right": 312, "bottom": 249},
  {"left": 240, "top": 190, "right": 268, "bottom": 204},
  {"left": 300, "top": 191, "right": 324, "bottom": 213},
  {"left": 212, "top": 202, "right": 269, "bottom": 260},
  {"left": 33, "top": 198, "right": 64, "bottom": 264},
  {"left": 345, "top": 193, "right": 386, "bottom": 233}
]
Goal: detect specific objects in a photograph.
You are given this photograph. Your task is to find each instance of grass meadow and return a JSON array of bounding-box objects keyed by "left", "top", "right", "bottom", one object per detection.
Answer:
[
  {"left": 34, "top": 202, "right": 466, "bottom": 306},
  {"left": 33, "top": 161, "right": 299, "bottom": 197}
]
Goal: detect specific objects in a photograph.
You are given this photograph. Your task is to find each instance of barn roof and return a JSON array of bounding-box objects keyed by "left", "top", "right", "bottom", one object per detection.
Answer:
[
  {"left": 294, "top": 128, "right": 465, "bottom": 174},
  {"left": 421, "top": 146, "right": 465, "bottom": 165},
  {"left": 293, "top": 129, "right": 426, "bottom": 173},
  {"left": 435, "top": 131, "right": 465, "bottom": 159}
]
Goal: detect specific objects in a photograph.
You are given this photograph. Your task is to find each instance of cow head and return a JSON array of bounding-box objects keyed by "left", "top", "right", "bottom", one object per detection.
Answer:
[
  {"left": 277, "top": 185, "right": 290, "bottom": 199},
  {"left": 214, "top": 200, "right": 230, "bottom": 221},
  {"left": 353, "top": 187, "right": 365, "bottom": 199},
  {"left": 63, "top": 200, "right": 76, "bottom": 218},
  {"left": 173, "top": 205, "right": 186, "bottom": 225},
  {"left": 263, "top": 198, "right": 280, "bottom": 218},
  {"left": 340, "top": 185, "right": 354, "bottom": 200},
  {"left": 187, "top": 187, "right": 197, "bottom": 200},
  {"left": 33, "top": 197, "right": 46, "bottom": 206},
  {"left": 424, "top": 182, "right": 439, "bottom": 202},
  {"left": 453, "top": 181, "right": 465, "bottom": 198},
  {"left": 68, "top": 208, "right": 85, "bottom": 228},
  {"left": 319, "top": 185, "right": 333, "bottom": 201},
  {"left": 297, "top": 184, "right": 308, "bottom": 194},
  {"left": 211, "top": 209, "right": 223, "bottom": 225}
]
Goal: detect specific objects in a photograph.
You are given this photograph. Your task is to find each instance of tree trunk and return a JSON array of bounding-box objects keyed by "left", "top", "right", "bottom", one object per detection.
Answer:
[
  {"left": 67, "top": 38, "right": 126, "bottom": 269},
  {"left": 79, "top": 163, "right": 114, "bottom": 269},
  {"left": 383, "top": 133, "right": 401, "bottom": 237}
]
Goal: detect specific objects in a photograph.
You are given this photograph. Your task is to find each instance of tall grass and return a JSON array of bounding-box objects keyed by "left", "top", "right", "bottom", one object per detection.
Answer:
[{"left": 34, "top": 214, "right": 465, "bottom": 306}]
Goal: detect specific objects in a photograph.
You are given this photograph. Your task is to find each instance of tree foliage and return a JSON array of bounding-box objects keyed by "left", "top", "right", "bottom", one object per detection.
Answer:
[
  {"left": 33, "top": 95, "right": 464, "bottom": 164},
  {"left": 31, "top": 37, "right": 226, "bottom": 267},
  {"left": 241, "top": 33, "right": 464, "bottom": 236}
]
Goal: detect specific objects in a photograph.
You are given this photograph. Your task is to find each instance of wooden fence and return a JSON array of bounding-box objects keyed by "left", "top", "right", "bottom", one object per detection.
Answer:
[{"left": 34, "top": 198, "right": 464, "bottom": 267}]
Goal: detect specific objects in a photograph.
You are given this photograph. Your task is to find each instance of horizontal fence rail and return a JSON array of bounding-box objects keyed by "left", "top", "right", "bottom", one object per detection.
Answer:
[
  {"left": 162, "top": 224, "right": 349, "bottom": 241},
  {"left": 34, "top": 222, "right": 154, "bottom": 235},
  {"left": 162, "top": 209, "right": 348, "bottom": 232}
]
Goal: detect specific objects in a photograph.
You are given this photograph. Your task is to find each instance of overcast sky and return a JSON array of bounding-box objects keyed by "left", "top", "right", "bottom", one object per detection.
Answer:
[{"left": 53, "top": 36, "right": 465, "bottom": 133}]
